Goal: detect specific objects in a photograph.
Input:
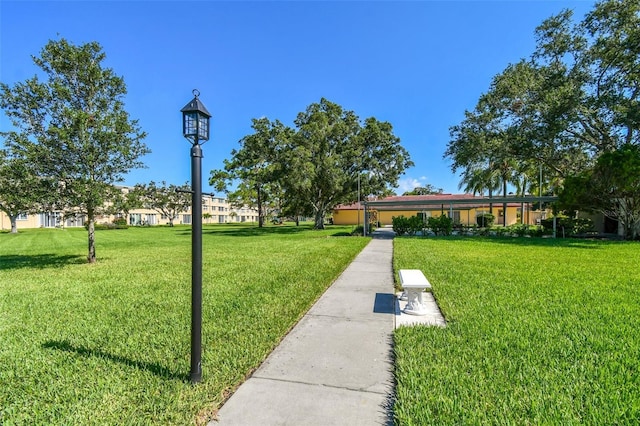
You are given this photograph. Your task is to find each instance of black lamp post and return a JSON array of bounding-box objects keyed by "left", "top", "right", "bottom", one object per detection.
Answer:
[{"left": 181, "top": 89, "right": 211, "bottom": 384}]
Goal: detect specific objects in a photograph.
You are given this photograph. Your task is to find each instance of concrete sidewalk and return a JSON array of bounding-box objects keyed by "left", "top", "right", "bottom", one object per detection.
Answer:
[{"left": 212, "top": 227, "right": 396, "bottom": 426}]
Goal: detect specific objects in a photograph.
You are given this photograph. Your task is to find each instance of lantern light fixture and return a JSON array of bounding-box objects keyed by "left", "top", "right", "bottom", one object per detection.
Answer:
[{"left": 181, "top": 89, "right": 211, "bottom": 144}]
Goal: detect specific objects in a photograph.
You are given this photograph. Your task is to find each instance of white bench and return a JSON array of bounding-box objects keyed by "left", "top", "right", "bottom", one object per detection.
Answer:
[{"left": 399, "top": 269, "right": 431, "bottom": 316}]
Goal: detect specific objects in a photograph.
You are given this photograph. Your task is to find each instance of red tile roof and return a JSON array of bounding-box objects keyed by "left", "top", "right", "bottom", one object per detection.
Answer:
[{"left": 335, "top": 194, "right": 524, "bottom": 210}]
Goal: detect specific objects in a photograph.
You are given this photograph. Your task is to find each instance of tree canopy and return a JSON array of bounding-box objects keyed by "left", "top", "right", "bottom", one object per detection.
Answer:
[
  {"left": 560, "top": 144, "right": 640, "bottom": 239},
  {"left": 445, "top": 0, "right": 640, "bottom": 237},
  {"left": 212, "top": 98, "right": 413, "bottom": 229},
  {"left": 0, "top": 38, "right": 149, "bottom": 261},
  {"left": 131, "top": 181, "right": 191, "bottom": 227},
  {"left": 402, "top": 185, "right": 444, "bottom": 196},
  {"left": 210, "top": 117, "right": 291, "bottom": 227}
]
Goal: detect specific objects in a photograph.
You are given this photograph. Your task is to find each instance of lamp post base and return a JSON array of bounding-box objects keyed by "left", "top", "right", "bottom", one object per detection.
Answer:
[{"left": 190, "top": 369, "right": 202, "bottom": 384}]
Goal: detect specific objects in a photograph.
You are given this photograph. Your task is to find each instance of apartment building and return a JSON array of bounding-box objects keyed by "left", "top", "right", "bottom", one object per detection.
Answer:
[{"left": 0, "top": 187, "right": 259, "bottom": 231}]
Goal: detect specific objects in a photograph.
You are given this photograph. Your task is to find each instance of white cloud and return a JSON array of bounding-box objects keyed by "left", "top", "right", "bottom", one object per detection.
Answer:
[{"left": 397, "top": 176, "right": 427, "bottom": 194}]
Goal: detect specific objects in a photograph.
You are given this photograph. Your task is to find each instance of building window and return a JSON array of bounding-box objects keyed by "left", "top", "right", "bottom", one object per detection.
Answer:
[
  {"left": 65, "top": 215, "right": 85, "bottom": 227},
  {"left": 417, "top": 211, "right": 431, "bottom": 222},
  {"left": 17, "top": 213, "right": 28, "bottom": 220},
  {"left": 130, "top": 213, "right": 142, "bottom": 226},
  {"left": 39, "top": 212, "right": 61, "bottom": 227},
  {"left": 183, "top": 214, "right": 192, "bottom": 224}
]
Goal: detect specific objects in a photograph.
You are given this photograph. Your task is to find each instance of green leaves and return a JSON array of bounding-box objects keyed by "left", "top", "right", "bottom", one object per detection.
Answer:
[
  {"left": 0, "top": 38, "right": 149, "bottom": 261},
  {"left": 210, "top": 117, "right": 290, "bottom": 227},
  {"left": 446, "top": 0, "right": 640, "bottom": 235},
  {"left": 212, "top": 98, "right": 413, "bottom": 229},
  {"left": 132, "top": 181, "right": 191, "bottom": 226},
  {"left": 560, "top": 143, "right": 640, "bottom": 239}
]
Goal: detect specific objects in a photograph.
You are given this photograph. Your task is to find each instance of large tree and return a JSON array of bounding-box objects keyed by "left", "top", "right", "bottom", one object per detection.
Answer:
[
  {"left": 290, "top": 99, "right": 413, "bottom": 229},
  {"left": 446, "top": 103, "right": 517, "bottom": 221},
  {"left": 213, "top": 99, "right": 413, "bottom": 230},
  {"left": 560, "top": 144, "right": 640, "bottom": 239},
  {"left": 210, "top": 117, "right": 290, "bottom": 227},
  {"left": 527, "top": 0, "right": 640, "bottom": 169},
  {"left": 132, "top": 181, "right": 191, "bottom": 227},
  {"left": 0, "top": 39, "right": 149, "bottom": 262},
  {"left": 447, "top": 0, "right": 640, "bottom": 227}
]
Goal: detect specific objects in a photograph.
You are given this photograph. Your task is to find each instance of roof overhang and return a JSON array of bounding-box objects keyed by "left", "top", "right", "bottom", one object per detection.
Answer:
[{"left": 365, "top": 195, "right": 558, "bottom": 209}]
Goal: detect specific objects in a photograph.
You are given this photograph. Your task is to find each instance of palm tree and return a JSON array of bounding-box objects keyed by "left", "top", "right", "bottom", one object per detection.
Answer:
[{"left": 459, "top": 163, "right": 501, "bottom": 223}]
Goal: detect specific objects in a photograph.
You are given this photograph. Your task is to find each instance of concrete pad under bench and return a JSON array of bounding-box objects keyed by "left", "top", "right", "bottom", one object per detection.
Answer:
[
  {"left": 395, "top": 292, "right": 446, "bottom": 328},
  {"left": 396, "top": 269, "right": 446, "bottom": 328}
]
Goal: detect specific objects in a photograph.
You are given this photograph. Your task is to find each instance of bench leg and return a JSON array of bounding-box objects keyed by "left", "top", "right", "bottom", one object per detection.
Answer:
[{"left": 403, "top": 288, "right": 428, "bottom": 316}]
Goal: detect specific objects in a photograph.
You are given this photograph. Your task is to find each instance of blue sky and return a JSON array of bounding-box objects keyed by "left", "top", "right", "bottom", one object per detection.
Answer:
[{"left": 1, "top": 0, "right": 596, "bottom": 195}]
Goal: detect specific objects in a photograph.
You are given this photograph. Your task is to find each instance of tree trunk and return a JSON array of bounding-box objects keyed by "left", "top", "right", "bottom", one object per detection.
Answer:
[
  {"left": 10, "top": 215, "right": 18, "bottom": 234},
  {"left": 314, "top": 210, "right": 325, "bottom": 230},
  {"left": 502, "top": 179, "right": 508, "bottom": 227},
  {"left": 87, "top": 218, "right": 96, "bottom": 263},
  {"left": 257, "top": 186, "right": 264, "bottom": 228},
  {"left": 488, "top": 188, "right": 494, "bottom": 215}
]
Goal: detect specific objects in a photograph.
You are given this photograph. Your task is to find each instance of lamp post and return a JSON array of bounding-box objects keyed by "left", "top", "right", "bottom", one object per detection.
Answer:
[
  {"left": 181, "top": 89, "right": 211, "bottom": 384},
  {"left": 357, "top": 173, "right": 361, "bottom": 229}
]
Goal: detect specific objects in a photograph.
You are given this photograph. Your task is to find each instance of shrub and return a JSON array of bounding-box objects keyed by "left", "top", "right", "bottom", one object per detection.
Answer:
[
  {"left": 427, "top": 214, "right": 453, "bottom": 236},
  {"left": 541, "top": 216, "right": 594, "bottom": 237},
  {"left": 112, "top": 217, "right": 127, "bottom": 226},
  {"left": 392, "top": 215, "right": 410, "bottom": 236},
  {"left": 494, "top": 226, "right": 509, "bottom": 237},
  {"left": 508, "top": 224, "right": 529, "bottom": 237},
  {"left": 407, "top": 215, "right": 424, "bottom": 236},
  {"left": 86, "top": 222, "right": 129, "bottom": 230},
  {"left": 476, "top": 213, "right": 495, "bottom": 227},
  {"left": 351, "top": 225, "right": 364, "bottom": 236},
  {"left": 527, "top": 225, "right": 544, "bottom": 237}
]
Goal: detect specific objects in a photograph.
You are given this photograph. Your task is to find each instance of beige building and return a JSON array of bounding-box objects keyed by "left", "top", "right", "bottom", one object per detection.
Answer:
[{"left": 0, "top": 186, "right": 259, "bottom": 231}]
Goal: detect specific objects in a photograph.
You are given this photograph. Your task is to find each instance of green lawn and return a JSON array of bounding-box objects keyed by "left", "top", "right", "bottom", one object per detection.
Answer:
[
  {"left": 393, "top": 237, "right": 640, "bottom": 425},
  {"left": 0, "top": 224, "right": 369, "bottom": 425}
]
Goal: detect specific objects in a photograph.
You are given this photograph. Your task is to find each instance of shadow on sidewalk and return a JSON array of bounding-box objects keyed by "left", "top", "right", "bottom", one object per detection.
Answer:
[{"left": 371, "top": 228, "right": 396, "bottom": 240}]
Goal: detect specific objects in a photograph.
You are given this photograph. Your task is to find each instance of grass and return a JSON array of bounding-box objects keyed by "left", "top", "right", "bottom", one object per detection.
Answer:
[
  {"left": 393, "top": 237, "right": 640, "bottom": 425},
  {"left": 0, "top": 224, "right": 369, "bottom": 425}
]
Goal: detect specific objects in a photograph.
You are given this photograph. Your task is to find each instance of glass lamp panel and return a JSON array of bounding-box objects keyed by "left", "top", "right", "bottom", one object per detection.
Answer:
[
  {"left": 184, "top": 112, "right": 198, "bottom": 137},
  {"left": 198, "top": 115, "right": 209, "bottom": 140}
]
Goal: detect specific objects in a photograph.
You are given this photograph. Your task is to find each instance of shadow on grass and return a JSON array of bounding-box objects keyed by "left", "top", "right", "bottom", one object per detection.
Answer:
[
  {"left": 42, "top": 340, "right": 189, "bottom": 382},
  {"left": 470, "top": 236, "right": 616, "bottom": 249},
  {"left": 174, "top": 224, "right": 321, "bottom": 238},
  {"left": 0, "top": 254, "right": 86, "bottom": 270},
  {"left": 401, "top": 235, "right": 618, "bottom": 249}
]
